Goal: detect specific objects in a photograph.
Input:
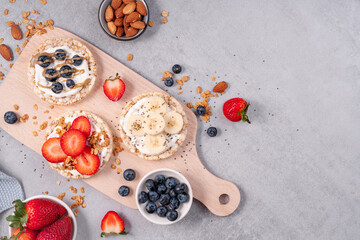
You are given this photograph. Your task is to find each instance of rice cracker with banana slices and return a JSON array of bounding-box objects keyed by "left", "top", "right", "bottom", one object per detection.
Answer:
[
  {"left": 44, "top": 110, "right": 113, "bottom": 179},
  {"left": 119, "top": 92, "right": 188, "bottom": 160}
]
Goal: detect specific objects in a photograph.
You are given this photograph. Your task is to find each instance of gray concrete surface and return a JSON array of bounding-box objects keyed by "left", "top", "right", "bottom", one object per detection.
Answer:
[{"left": 1, "top": 0, "right": 360, "bottom": 239}]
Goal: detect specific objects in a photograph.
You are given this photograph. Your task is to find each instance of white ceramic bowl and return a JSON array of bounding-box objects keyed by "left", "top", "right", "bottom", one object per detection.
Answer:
[
  {"left": 8, "top": 195, "right": 77, "bottom": 240},
  {"left": 136, "top": 168, "right": 193, "bottom": 225}
]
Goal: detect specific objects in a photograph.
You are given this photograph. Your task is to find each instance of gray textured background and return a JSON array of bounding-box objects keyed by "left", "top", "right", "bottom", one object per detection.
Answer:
[{"left": 1, "top": 0, "right": 360, "bottom": 239}]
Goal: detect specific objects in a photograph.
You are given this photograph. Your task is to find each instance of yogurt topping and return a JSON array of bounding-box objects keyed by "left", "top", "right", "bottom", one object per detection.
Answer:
[
  {"left": 34, "top": 46, "right": 90, "bottom": 98},
  {"left": 48, "top": 116, "right": 110, "bottom": 177},
  {"left": 120, "top": 97, "right": 181, "bottom": 156}
]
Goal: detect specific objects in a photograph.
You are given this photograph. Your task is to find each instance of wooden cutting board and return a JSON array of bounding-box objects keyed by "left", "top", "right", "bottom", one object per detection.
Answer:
[{"left": 0, "top": 27, "right": 240, "bottom": 216}]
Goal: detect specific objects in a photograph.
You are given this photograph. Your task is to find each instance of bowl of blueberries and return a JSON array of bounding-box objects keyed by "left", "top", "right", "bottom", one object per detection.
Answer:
[{"left": 136, "top": 168, "right": 193, "bottom": 225}]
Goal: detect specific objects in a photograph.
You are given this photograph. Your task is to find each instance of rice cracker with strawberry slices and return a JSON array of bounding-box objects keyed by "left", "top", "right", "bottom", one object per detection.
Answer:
[{"left": 43, "top": 110, "right": 113, "bottom": 179}]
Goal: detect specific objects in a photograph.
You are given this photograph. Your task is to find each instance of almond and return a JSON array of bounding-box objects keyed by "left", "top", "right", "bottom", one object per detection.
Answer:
[
  {"left": 105, "top": 5, "right": 114, "bottom": 22},
  {"left": 213, "top": 81, "right": 228, "bottom": 93},
  {"left": 123, "top": 0, "right": 135, "bottom": 3},
  {"left": 123, "top": 15, "right": 130, "bottom": 31},
  {"left": 125, "top": 27, "right": 138, "bottom": 37},
  {"left": 114, "top": 18, "right": 123, "bottom": 27},
  {"left": 116, "top": 27, "right": 124, "bottom": 37},
  {"left": 111, "top": 0, "right": 122, "bottom": 10},
  {"left": 130, "top": 21, "right": 145, "bottom": 29},
  {"left": 0, "top": 44, "right": 12, "bottom": 61},
  {"left": 136, "top": 1, "right": 147, "bottom": 16},
  {"left": 107, "top": 21, "right": 117, "bottom": 34},
  {"left": 11, "top": 24, "right": 22, "bottom": 40},
  {"left": 125, "top": 12, "right": 141, "bottom": 23},
  {"left": 115, "top": 3, "right": 126, "bottom": 18},
  {"left": 123, "top": 2, "right": 136, "bottom": 15}
]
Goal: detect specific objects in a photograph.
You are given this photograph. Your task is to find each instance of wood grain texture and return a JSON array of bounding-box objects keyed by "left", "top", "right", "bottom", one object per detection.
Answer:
[{"left": 0, "top": 27, "right": 240, "bottom": 216}]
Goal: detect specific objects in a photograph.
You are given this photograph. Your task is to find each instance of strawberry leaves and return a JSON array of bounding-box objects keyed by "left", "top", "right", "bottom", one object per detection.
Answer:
[
  {"left": 6, "top": 200, "right": 27, "bottom": 232},
  {"left": 100, "top": 231, "right": 128, "bottom": 237},
  {"left": 238, "top": 102, "right": 251, "bottom": 124}
]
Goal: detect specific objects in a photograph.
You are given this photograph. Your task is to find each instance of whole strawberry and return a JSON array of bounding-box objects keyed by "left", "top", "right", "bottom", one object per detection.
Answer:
[
  {"left": 223, "top": 98, "right": 251, "bottom": 123},
  {"left": 36, "top": 216, "right": 72, "bottom": 240},
  {"left": 6, "top": 199, "right": 67, "bottom": 231}
]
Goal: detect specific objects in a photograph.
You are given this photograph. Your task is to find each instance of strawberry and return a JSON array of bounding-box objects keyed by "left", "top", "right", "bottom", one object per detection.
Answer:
[
  {"left": 223, "top": 98, "right": 251, "bottom": 123},
  {"left": 75, "top": 146, "right": 100, "bottom": 175},
  {"left": 71, "top": 116, "right": 91, "bottom": 138},
  {"left": 100, "top": 211, "right": 127, "bottom": 237},
  {"left": 36, "top": 216, "right": 72, "bottom": 240},
  {"left": 6, "top": 199, "right": 66, "bottom": 231},
  {"left": 41, "top": 138, "right": 67, "bottom": 163},
  {"left": 60, "top": 129, "right": 86, "bottom": 157},
  {"left": 103, "top": 73, "right": 125, "bottom": 102},
  {"left": 11, "top": 227, "right": 38, "bottom": 240}
]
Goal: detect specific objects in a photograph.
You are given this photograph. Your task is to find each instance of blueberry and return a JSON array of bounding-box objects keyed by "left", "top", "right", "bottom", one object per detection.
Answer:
[
  {"left": 44, "top": 69, "right": 58, "bottom": 82},
  {"left": 145, "top": 201, "right": 157, "bottom": 213},
  {"left": 169, "top": 189, "right": 177, "bottom": 198},
  {"left": 177, "top": 192, "right": 189, "bottom": 203},
  {"left": 196, "top": 106, "right": 206, "bottom": 116},
  {"left": 148, "top": 191, "right": 160, "bottom": 202},
  {"left": 60, "top": 65, "right": 73, "bottom": 78},
  {"left": 166, "top": 210, "right": 178, "bottom": 221},
  {"left": 118, "top": 185, "right": 130, "bottom": 197},
  {"left": 51, "top": 82, "right": 63, "bottom": 94},
  {"left": 54, "top": 49, "right": 66, "bottom": 61},
  {"left": 207, "top": 127, "right": 217, "bottom": 137},
  {"left": 164, "top": 77, "right": 174, "bottom": 87},
  {"left": 72, "top": 55, "right": 83, "bottom": 66},
  {"left": 37, "top": 55, "right": 51, "bottom": 68},
  {"left": 156, "top": 184, "right": 167, "bottom": 194},
  {"left": 175, "top": 183, "right": 187, "bottom": 194},
  {"left": 156, "top": 206, "right": 168, "bottom": 217},
  {"left": 138, "top": 191, "right": 148, "bottom": 204},
  {"left": 169, "top": 197, "right": 180, "bottom": 210},
  {"left": 165, "top": 177, "right": 178, "bottom": 189},
  {"left": 4, "top": 111, "right": 17, "bottom": 124},
  {"left": 145, "top": 179, "right": 156, "bottom": 191},
  {"left": 123, "top": 169, "right": 136, "bottom": 181},
  {"left": 66, "top": 79, "right": 75, "bottom": 89},
  {"left": 172, "top": 64, "right": 182, "bottom": 74},
  {"left": 154, "top": 174, "right": 165, "bottom": 185},
  {"left": 159, "top": 193, "right": 170, "bottom": 206}
]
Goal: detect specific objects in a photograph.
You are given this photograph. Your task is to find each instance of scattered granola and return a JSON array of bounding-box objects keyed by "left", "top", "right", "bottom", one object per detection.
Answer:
[
  {"left": 40, "top": 0, "right": 47, "bottom": 5},
  {"left": 161, "top": 17, "right": 168, "bottom": 24},
  {"left": 13, "top": 104, "right": 19, "bottom": 110},
  {"left": 56, "top": 180, "right": 61, "bottom": 185},
  {"left": 79, "top": 187, "right": 84, "bottom": 193},
  {"left": 115, "top": 158, "right": 121, "bottom": 165},
  {"left": 116, "top": 167, "right": 122, "bottom": 174},
  {"left": 4, "top": 9, "right": 9, "bottom": 15},
  {"left": 148, "top": 20, "right": 154, "bottom": 27},
  {"left": 39, "top": 121, "right": 48, "bottom": 130},
  {"left": 127, "top": 54, "right": 133, "bottom": 61},
  {"left": 19, "top": 114, "right": 29, "bottom": 123},
  {"left": 57, "top": 192, "right": 65, "bottom": 200},
  {"left": 161, "top": 10, "right": 169, "bottom": 17},
  {"left": 33, "top": 104, "right": 38, "bottom": 110},
  {"left": 32, "top": 131, "right": 38, "bottom": 136},
  {"left": 111, "top": 164, "right": 116, "bottom": 169}
]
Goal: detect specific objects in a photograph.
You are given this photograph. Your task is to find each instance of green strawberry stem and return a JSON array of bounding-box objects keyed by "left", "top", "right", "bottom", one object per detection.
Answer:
[
  {"left": 239, "top": 102, "right": 251, "bottom": 124},
  {"left": 5, "top": 200, "right": 28, "bottom": 235},
  {"left": 106, "top": 73, "right": 121, "bottom": 82},
  {"left": 100, "top": 231, "right": 128, "bottom": 237}
]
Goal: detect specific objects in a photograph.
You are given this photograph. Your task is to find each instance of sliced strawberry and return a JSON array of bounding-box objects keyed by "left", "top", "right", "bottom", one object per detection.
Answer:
[
  {"left": 71, "top": 116, "right": 91, "bottom": 138},
  {"left": 41, "top": 138, "right": 67, "bottom": 163},
  {"left": 100, "top": 211, "right": 127, "bottom": 237},
  {"left": 75, "top": 146, "right": 100, "bottom": 175},
  {"left": 60, "top": 129, "right": 86, "bottom": 157},
  {"left": 103, "top": 73, "right": 125, "bottom": 102}
]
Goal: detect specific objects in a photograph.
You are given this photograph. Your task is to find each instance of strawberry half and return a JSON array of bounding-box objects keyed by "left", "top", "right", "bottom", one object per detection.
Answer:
[
  {"left": 6, "top": 199, "right": 67, "bottom": 231},
  {"left": 71, "top": 116, "right": 91, "bottom": 138},
  {"left": 41, "top": 138, "right": 67, "bottom": 163},
  {"left": 60, "top": 129, "right": 86, "bottom": 157},
  {"left": 75, "top": 146, "right": 100, "bottom": 175},
  {"left": 11, "top": 227, "right": 38, "bottom": 240},
  {"left": 223, "top": 97, "right": 251, "bottom": 123},
  {"left": 100, "top": 211, "right": 127, "bottom": 237},
  {"left": 36, "top": 216, "right": 72, "bottom": 240},
  {"left": 103, "top": 73, "right": 125, "bottom": 102}
]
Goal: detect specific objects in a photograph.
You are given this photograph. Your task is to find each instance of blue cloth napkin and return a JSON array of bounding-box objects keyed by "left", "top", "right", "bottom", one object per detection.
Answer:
[{"left": 0, "top": 171, "right": 24, "bottom": 213}]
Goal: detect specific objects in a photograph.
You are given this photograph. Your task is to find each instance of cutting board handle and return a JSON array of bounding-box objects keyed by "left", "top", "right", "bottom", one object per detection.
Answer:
[{"left": 189, "top": 161, "right": 241, "bottom": 216}]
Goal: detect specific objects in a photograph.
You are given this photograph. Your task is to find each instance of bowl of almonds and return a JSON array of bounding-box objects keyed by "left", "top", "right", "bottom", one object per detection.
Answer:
[{"left": 98, "top": 0, "right": 149, "bottom": 40}]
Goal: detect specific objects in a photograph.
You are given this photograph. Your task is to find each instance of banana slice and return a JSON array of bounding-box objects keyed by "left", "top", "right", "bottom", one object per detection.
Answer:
[
  {"left": 143, "top": 113, "right": 165, "bottom": 135},
  {"left": 124, "top": 115, "right": 145, "bottom": 136},
  {"left": 164, "top": 112, "right": 183, "bottom": 134},
  {"left": 143, "top": 96, "right": 167, "bottom": 115},
  {"left": 144, "top": 133, "right": 167, "bottom": 155}
]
